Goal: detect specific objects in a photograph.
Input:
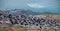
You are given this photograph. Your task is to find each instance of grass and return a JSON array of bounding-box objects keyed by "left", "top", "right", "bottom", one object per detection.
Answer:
[
  {"left": 0, "top": 25, "right": 60, "bottom": 31},
  {"left": 0, "top": 24, "right": 60, "bottom": 31},
  {"left": 0, "top": 28, "right": 8, "bottom": 31}
]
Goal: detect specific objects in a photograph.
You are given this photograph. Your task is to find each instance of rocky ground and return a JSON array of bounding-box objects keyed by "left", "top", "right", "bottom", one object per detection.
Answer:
[
  {"left": 0, "top": 10, "right": 60, "bottom": 31},
  {"left": 0, "top": 14, "right": 60, "bottom": 28}
]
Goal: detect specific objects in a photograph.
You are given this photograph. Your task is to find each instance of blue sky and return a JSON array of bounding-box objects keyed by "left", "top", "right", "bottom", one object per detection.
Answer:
[{"left": 0, "top": 0, "right": 60, "bottom": 13}]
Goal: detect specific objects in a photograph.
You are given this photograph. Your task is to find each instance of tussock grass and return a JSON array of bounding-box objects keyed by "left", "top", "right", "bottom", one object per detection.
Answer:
[{"left": 0, "top": 24, "right": 60, "bottom": 31}]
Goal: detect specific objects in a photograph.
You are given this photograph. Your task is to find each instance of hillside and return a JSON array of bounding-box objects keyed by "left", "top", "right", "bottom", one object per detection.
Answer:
[{"left": 0, "top": 10, "right": 60, "bottom": 31}]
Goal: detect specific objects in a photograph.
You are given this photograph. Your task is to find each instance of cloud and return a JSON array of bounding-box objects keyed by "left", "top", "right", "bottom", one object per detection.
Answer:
[{"left": 27, "top": 3, "right": 45, "bottom": 8}]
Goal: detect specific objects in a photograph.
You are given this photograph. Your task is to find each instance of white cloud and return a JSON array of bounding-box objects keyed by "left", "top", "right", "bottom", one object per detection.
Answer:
[{"left": 27, "top": 3, "right": 45, "bottom": 8}]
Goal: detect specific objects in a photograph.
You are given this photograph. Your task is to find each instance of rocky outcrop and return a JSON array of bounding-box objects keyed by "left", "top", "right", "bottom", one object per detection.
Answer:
[
  {"left": 0, "top": 9, "right": 60, "bottom": 29},
  {"left": 0, "top": 13, "right": 60, "bottom": 29}
]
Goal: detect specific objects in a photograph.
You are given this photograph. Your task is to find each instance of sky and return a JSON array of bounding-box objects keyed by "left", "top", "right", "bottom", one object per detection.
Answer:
[{"left": 0, "top": 0, "right": 60, "bottom": 13}]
